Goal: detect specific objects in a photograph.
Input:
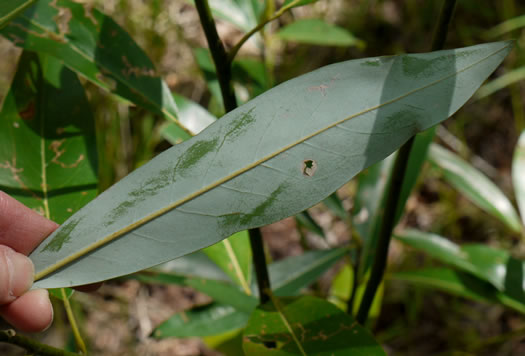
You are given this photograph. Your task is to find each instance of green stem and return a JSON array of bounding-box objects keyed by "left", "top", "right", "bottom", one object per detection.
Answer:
[
  {"left": 194, "top": 0, "right": 237, "bottom": 112},
  {"left": 347, "top": 247, "right": 361, "bottom": 313},
  {"left": 356, "top": 139, "right": 415, "bottom": 324},
  {"left": 61, "top": 289, "right": 87, "bottom": 354},
  {"left": 250, "top": 228, "right": 272, "bottom": 304},
  {"left": 228, "top": 0, "right": 302, "bottom": 64},
  {"left": 356, "top": 0, "right": 457, "bottom": 325},
  {"left": 0, "top": 329, "right": 80, "bottom": 356},
  {"left": 195, "top": 0, "right": 272, "bottom": 305},
  {"left": 430, "top": 0, "right": 457, "bottom": 52}
]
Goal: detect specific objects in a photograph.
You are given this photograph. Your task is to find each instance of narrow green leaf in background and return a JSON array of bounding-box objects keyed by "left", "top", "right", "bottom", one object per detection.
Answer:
[
  {"left": 395, "top": 229, "right": 525, "bottom": 294},
  {"left": 282, "top": 0, "right": 319, "bottom": 9},
  {"left": 475, "top": 66, "right": 525, "bottom": 100},
  {"left": 322, "top": 192, "right": 347, "bottom": 221},
  {"left": 0, "top": 0, "right": 36, "bottom": 29},
  {"left": 0, "top": 0, "right": 182, "bottom": 129},
  {"left": 203, "top": 230, "right": 252, "bottom": 294},
  {"left": 30, "top": 42, "right": 512, "bottom": 289},
  {"left": 243, "top": 295, "right": 386, "bottom": 355},
  {"left": 512, "top": 131, "right": 525, "bottom": 226},
  {"left": 390, "top": 267, "right": 525, "bottom": 314},
  {"left": 392, "top": 268, "right": 499, "bottom": 303},
  {"left": 277, "top": 18, "right": 364, "bottom": 48},
  {"left": 137, "top": 269, "right": 257, "bottom": 312},
  {"left": 428, "top": 143, "right": 522, "bottom": 232},
  {"left": 484, "top": 14, "right": 525, "bottom": 38}
]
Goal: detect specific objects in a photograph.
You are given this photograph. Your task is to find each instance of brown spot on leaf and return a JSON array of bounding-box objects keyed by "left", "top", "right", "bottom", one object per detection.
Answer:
[
  {"left": 307, "top": 74, "right": 340, "bottom": 96},
  {"left": 81, "top": 3, "right": 98, "bottom": 26},
  {"left": 121, "top": 56, "right": 156, "bottom": 78},
  {"left": 0, "top": 158, "right": 39, "bottom": 199},
  {"left": 49, "top": 0, "right": 72, "bottom": 39},
  {"left": 49, "top": 140, "right": 85, "bottom": 168}
]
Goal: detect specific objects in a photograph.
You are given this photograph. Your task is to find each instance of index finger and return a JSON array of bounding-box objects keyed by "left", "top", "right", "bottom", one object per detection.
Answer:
[{"left": 0, "top": 191, "right": 58, "bottom": 255}]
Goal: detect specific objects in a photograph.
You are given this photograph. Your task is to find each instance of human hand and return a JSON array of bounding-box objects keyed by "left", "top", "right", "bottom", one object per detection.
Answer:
[{"left": 0, "top": 191, "right": 57, "bottom": 332}]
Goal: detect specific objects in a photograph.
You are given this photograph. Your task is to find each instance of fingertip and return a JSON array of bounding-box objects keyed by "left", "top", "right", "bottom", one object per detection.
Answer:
[{"left": 0, "top": 289, "right": 53, "bottom": 333}]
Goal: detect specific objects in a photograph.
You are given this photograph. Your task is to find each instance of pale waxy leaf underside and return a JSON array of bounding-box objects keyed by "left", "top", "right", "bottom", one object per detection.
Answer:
[{"left": 31, "top": 41, "right": 512, "bottom": 288}]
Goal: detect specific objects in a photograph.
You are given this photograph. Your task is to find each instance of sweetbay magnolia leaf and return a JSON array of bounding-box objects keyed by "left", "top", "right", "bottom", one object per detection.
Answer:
[{"left": 31, "top": 41, "right": 512, "bottom": 289}]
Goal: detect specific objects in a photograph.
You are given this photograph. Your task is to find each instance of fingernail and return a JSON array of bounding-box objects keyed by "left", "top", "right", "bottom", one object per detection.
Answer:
[{"left": 7, "top": 250, "right": 34, "bottom": 297}]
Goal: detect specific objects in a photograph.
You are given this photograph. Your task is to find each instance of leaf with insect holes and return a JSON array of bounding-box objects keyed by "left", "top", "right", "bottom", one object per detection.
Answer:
[
  {"left": 30, "top": 42, "right": 512, "bottom": 289},
  {"left": 0, "top": 52, "right": 98, "bottom": 223},
  {"left": 243, "top": 295, "right": 386, "bottom": 355},
  {"left": 1, "top": 0, "right": 182, "bottom": 129}
]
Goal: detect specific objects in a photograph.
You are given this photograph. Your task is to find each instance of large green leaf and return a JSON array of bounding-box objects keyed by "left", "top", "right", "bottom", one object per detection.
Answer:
[
  {"left": 277, "top": 18, "right": 364, "bottom": 48},
  {"left": 513, "top": 131, "right": 525, "bottom": 226},
  {"left": 0, "top": 0, "right": 36, "bottom": 28},
  {"left": 0, "top": 52, "right": 97, "bottom": 224},
  {"left": 31, "top": 42, "right": 512, "bottom": 289},
  {"left": 428, "top": 143, "right": 521, "bottom": 232},
  {"left": 243, "top": 295, "right": 386, "bottom": 355},
  {"left": 395, "top": 229, "right": 524, "bottom": 293},
  {"left": 0, "top": 0, "right": 181, "bottom": 127},
  {"left": 391, "top": 267, "right": 525, "bottom": 314}
]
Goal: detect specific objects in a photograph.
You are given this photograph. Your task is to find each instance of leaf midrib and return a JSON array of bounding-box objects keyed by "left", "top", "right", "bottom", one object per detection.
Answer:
[{"left": 34, "top": 43, "right": 511, "bottom": 282}]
